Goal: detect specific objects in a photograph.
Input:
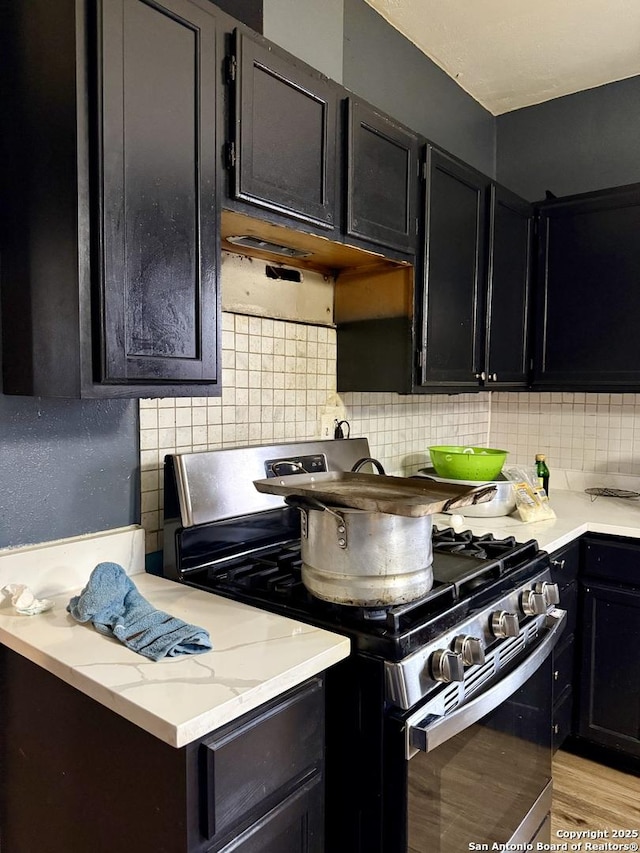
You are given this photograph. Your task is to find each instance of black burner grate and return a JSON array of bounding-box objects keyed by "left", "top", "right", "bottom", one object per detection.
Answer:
[
  {"left": 178, "top": 522, "right": 544, "bottom": 658},
  {"left": 431, "top": 525, "right": 518, "bottom": 559}
]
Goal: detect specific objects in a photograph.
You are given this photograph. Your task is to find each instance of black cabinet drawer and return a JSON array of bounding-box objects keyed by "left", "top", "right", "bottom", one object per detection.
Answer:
[
  {"left": 582, "top": 535, "right": 640, "bottom": 586},
  {"left": 200, "top": 678, "right": 324, "bottom": 843}
]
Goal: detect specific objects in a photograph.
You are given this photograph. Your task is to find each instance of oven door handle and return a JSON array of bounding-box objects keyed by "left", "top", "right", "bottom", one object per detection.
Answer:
[{"left": 406, "top": 608, "right": 566, "bottom": 758}]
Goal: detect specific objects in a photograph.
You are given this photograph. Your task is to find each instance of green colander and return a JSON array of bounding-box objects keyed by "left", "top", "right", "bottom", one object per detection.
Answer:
[{"left": 428, "top": 446, "right": 508, "bottom": 481}]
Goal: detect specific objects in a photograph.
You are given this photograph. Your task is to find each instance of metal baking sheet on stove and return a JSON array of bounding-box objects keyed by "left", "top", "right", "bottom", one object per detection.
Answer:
[{"left": 253, "top": 472, "right": 496, "bottom": 517}]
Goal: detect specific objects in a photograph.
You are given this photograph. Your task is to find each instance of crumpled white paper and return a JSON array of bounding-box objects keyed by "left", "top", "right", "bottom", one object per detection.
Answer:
[{"left": 2, "top": 584, "right": 54, "bottom": 615}]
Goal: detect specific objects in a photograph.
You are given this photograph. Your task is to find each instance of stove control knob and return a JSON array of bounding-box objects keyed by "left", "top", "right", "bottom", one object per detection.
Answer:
[
  {"left": 535, "top": 581, "right": 560, "bottom": 606},
  {"left": 430, "top": 649, "right": 465, "bottom": 683},
  {"left": 453, "top": 635, "right": 485, "bottom": 666},
  {"left": 521, "top": 588, "right": 548, "bottom": 616},
  {"left": 490, "top": 610, "right": 520, "bottom": 638}
]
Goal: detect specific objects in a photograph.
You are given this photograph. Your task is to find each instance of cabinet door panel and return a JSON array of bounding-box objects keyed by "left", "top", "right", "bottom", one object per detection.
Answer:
[
  {"left": 200, "top": 678, "right": 323, "bottom": 842},
  {"left": 234, "top": 32, "right": 337, "bottom": 228},
  {"left": 419, "top": 147, "right": 488, "bottom": 388},
  {"left": 579, "top": 580, "right": 640, "bottom": 758},
  {"left": 346, "top": 99, "right": 419, "bottom": 253},
  {"left": 485, "top": 185, "right": 533, "bottom": 387},
  {"left": 217, "top": 775, "right": 324, "bottom": 853},
  {"left": 534, "top": 185, "right": 640, "bottom": 390},
  {"left": 100, "top": 0, "right": 219, "bottom": 385}
]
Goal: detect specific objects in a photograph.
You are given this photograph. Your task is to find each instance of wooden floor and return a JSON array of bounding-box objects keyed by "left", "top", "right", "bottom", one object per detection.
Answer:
[{"left": 552, "top": 750, "right": 640, "bottom": 834}]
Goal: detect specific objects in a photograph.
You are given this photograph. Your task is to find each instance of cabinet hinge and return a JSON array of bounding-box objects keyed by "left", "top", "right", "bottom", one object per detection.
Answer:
[
  {"left": 225, "top": 54, "right": 237, "bottom": 83},
  {"left": 225, "top": 141, "right": 236, "bottom": 169},
  {"left": 422, "top": 160, "right": 428, "bottom": 181},
  {"left": 416, "top": 349, "right": 423, "bottom": 368}
]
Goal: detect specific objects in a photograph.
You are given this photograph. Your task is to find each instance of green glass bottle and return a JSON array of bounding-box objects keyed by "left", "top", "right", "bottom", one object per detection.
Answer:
[{"left": 535, "top": 453, "right": 550, "bottom": 495}]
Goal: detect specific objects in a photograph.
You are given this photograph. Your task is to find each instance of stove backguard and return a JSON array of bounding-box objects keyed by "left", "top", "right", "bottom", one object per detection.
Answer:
[{"left": 163, "top": 437, "right": 371, "bottom": 578}]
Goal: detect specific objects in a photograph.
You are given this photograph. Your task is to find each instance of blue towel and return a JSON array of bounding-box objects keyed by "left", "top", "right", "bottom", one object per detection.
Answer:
[{"left": 67, "top": 562, "right": 212, "bottom": 661}]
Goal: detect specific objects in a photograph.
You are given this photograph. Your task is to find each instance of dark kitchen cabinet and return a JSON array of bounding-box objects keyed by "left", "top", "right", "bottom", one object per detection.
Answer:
[
  {"left": 533, "top": 182, "right": 640, "bottom": 391},
  {"left": 484, "top": 184, "right": 534, "bottom": 387},
  {"left": 223, "top": 36, "right": 419, "bottom": 262},
  {"left": 345, "top": 98, "right": 420, "bottom": 255},
  {"left": 227, "top": 30, "right": 339, "bottom": 232},
  {"left": 336, "top": 145, "right": 533, "bottom": 394},
  {"left": 417, "top": 146, "right": 533, "bottom": 392},
  {"left": 576, "top": 535, "right": 640, "bottom": 769},
  {"left": 0, "top": 646, "right": 325, "bottom": 853},
  {"left": 1, "top": 0, "right": 221, "bottom": 397},
  {"left": 417, "top": 146, "right": 489, "bottom": 390}
]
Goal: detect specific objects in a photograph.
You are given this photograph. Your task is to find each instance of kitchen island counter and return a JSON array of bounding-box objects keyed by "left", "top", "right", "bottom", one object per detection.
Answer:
[{"left": 0, "top": 526, "right": 350, "bottom": 747}]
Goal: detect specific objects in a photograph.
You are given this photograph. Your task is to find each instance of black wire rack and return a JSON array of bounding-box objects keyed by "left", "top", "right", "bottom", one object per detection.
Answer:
[{"left": 585, "top": 487, "right": 640, "bottom": 501}]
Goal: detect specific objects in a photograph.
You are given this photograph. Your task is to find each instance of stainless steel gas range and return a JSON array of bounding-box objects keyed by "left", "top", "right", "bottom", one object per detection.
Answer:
[{"left": 161, "top": 438, "right": 566, "bottom": 853}]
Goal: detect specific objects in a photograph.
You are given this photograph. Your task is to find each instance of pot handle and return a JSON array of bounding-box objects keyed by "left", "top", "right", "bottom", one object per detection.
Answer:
[
  {"left": 284, "top": 495, "right": 345, "bottom": 521},
  {"left": 351, "top": 457, "right": 386, "bottom": 475},
  {"left": 284, "top": 495, "right": 348, "bottom": 549}
]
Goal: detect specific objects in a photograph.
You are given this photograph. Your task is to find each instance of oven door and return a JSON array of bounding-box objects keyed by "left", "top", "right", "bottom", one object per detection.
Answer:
[{"left": 389, "top": 610, "right": 565, "bottom": 853}]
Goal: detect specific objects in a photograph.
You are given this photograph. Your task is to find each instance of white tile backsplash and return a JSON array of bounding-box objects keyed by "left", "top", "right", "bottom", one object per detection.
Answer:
[
  {"left": 490, "top": 392, "right": 640, "bottom": 478},
  {"left": 139, "top": 312, "right": 491, "bottom": 552},
  {"left": 140, "top": 313, "right": 640, "bottom": 554}
]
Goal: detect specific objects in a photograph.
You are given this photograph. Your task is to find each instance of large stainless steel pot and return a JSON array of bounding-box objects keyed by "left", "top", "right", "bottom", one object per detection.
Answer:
[{"left": 288, "top": 496, "right": 434, "bottom": 607}]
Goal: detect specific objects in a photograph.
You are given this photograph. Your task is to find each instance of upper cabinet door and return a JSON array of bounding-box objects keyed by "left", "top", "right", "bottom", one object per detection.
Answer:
[
  {"left": 418, "top": 146, "right": 489, "bottom": 389},
  {"left": 484, "top": 184, "right": 533, "bottom": 387},
  {"left": 232, "top": 31, "right": 338, "bottom": 229},
  {"left": 100, "top": 0, "right": 220, "bottom": 386},
  {"left": 346, "top": 99, "right": 419, "bottom": 254},
  {"left": 534, "top": 184, "right": 640, "bottom": 391}
]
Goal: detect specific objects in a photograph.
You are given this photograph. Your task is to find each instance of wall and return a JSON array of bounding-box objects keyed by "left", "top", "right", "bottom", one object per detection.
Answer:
[
  {"left": 139, "top": 312, "right": 490, "bottom": 553},
  {"left": 343, "top": 0, "right": 496, "bottom": 177},
  {"left": 0, "top": 394, "right": 139, "bottom": 549},
  {"left": 496, "top": 76, "right": 640, "bottom": 202},
  {"left": 6, "top": 0, "right": 640, "bottom": 555},
  {"left": 265, "top": 0, "right": 497, "bottom": 176},
  {"left": 1, "top": 0, "right": 498, "bottom": 554},
  {"left": 493, "top": 77, "right": 640, "bottom": 478},
  {"left": 212, "top": 0, "right": 263, "bottom": 33},
  {"left": 263, "top": 0, "right": 343, "bottom": 82}
]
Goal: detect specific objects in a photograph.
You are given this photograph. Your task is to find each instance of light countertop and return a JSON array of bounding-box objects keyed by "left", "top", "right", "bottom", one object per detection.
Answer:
[
  {"left": 0, "top": 526, "right": 350, "bottom": 748},
  {"left": 431, "top": 477, "right": 640, "bottom": 553}
]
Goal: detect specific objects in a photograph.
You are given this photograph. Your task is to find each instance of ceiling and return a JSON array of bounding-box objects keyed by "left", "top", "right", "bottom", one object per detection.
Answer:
[{"left": 363, "top": 0, "right": 640, "bottom": 115}]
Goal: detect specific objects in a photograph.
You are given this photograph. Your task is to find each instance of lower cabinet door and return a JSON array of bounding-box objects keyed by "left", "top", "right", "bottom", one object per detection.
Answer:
[
  {"left": 216, "top": 774, "right": 324, "bottom": 853},
  {"left": 579, "top": 580, "right": 640, "bottom": 759}
]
